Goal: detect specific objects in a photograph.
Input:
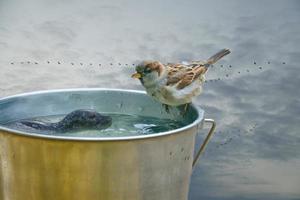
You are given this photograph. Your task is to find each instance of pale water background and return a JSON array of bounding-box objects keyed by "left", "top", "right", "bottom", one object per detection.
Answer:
[{"left": 0, "top": 0, "right": 300, "bottom": 199}]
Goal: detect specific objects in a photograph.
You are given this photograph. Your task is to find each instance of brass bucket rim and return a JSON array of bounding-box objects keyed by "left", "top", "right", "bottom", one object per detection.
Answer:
[{"left": 0, "top": 88, "right": 204, "bottom": 141}]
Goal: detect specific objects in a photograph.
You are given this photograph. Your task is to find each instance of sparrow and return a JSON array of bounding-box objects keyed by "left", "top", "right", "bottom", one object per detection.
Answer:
[{"left": 131, "top": 48, "right": 231, "bottom": 112}]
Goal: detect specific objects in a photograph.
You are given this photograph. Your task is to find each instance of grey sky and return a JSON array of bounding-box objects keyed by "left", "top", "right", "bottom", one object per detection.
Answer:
[{"left": 0, "top": 0, "right": 300, "bottom": 199}]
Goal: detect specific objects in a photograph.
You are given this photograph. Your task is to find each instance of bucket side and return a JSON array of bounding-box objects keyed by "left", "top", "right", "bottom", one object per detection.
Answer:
[{"left": 0, "top": 127, "right": 197, "bottom": 200}]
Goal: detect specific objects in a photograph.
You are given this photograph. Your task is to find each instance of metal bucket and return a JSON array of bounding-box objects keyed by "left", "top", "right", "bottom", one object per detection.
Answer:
[{"left": 0, "top": 89, "right": 216, "bottom": 200}]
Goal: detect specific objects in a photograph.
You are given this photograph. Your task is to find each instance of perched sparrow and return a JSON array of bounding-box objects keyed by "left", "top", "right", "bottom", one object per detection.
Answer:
[{"left": 132, "top": 49, "right": 231, "bottom": 111}]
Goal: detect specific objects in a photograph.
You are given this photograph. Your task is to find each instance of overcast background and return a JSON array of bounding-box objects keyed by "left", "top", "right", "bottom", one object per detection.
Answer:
[{"left": 0, "top": 0, "right": 300, "bottom": 199}]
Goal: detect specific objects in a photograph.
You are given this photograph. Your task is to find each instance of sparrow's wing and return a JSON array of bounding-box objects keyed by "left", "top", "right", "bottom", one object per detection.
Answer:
[
  {"left": 166, "top": 64, "right": 207, "bottom": 90},
  {"left": 166, "top": 64, "right": 190, "bottom": 85}
]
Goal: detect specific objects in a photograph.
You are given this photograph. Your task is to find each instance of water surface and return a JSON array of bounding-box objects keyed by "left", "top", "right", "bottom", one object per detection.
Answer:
[{"left": 4, "top": 113, "right": 186, "bottom": 137}]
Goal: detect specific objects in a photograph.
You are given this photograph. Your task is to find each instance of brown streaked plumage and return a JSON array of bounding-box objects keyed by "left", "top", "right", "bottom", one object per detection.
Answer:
[
  {"left": 166, "top": 64, "right": 208, "bottom": 89},
  {"left": 132, "top": 48, "right": 231, "bottom": 107}
]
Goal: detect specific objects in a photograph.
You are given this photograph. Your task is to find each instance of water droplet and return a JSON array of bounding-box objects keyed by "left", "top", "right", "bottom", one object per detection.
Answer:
[
  {"left": 229, "top": 65, "right": 232, "bottom": 68},
  {"left": 254, "top": 61, "right": 256, "bottom": 65},
  {"left": 99, "top": 64, "right": 101, "bottom": 66},
  {"left": 259, "top": 67, "right": 262, "bottom": 70},
  {"left": 47, "top": 61, "right": 50, "bottom": 64},
  {"left": 34, "top": 62, "right": 38, "bottom": 64},
  {"left": 80, "top": 63, "right": 83, "bottom": 66},
  {"left": 89, "top": 63, "right": 92, "bottom": 66},
  {"left": 58, "top": 61, "right": 61, "bottom": 64},
  {"left": 20, "top": 62, "right": 24, "bottom": 64},
  {"left": 10, "top": 62, "right": 14, "bottom": 65},
  {"left": 220, "top": 65, "right": 223, "bottom": 68},
  {"left": 267, "top": 61, "right": 270, "bottom": 64},
  {"left": 282, "top": 62, "right": 286, "bottom": 64},
  {"left": 71, "top": 63, "right": 74, "bottom": 65},
  {"left": 110, "top": 63, "right": 113, "bottom": 65},
  {"left": 118, "top": 63, "right": 121, "bottom": 65},
  {"left": 27, "top": 61, "right": 30, "bottom": 64},
  {"left": 238, "top": 71, "right": 241, "bottom": 74},
  {"left": 226, "top": 74, "right": 229, "bottom": 77},
  {"left": 247, "top": 69, "right": 250, "bottom": 72}
]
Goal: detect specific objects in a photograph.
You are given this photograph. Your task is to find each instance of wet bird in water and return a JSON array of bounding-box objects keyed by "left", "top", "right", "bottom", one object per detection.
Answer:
[
  {"left": 132, "top": 49, "right": 231, "bottom": 112},
  {"left": 18, "top": 109, "right": 112, "bottom": 132}
]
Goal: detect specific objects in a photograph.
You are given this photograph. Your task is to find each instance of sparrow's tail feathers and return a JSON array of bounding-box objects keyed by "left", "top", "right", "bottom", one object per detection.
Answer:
[{"left": 206, "top": 48, "right": 231, "bottom": 65}]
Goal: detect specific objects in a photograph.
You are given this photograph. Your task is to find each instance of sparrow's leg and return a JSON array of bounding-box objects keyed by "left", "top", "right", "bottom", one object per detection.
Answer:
[
  {"left": 163, "top": 104, "right": 170, "bottom": 113},
  {"left": 181, "top": 103, "right": 190, "bottom": 116}
]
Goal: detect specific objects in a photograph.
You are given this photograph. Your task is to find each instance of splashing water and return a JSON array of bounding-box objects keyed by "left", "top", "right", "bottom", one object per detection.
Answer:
[{"left": 4, "top": 113, "right": 187, "bottom": 137}]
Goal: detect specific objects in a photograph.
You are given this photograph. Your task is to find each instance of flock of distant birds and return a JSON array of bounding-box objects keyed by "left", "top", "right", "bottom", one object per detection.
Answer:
[
  {"left": 215, "top": 123, "right": 258, "bottom": 148},
  {"left": 10, "top": 61, "right": 132, "bottom": 66},
  {"left": 9, "top": 60, "right": 286, "bottom": 84},
  {"left": 6, "top": 59, "right": 287, "bottom": 156}
]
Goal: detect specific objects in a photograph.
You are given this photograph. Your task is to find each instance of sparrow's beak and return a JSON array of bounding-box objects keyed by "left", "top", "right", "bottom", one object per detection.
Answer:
[{"left": 131, "top": 72, "right": 142, "bottom": 79}]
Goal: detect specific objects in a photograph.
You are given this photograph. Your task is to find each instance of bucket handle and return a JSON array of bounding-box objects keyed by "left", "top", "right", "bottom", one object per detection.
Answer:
[{"left": 192, "top": 118, "right": 216, "bottom": 168}]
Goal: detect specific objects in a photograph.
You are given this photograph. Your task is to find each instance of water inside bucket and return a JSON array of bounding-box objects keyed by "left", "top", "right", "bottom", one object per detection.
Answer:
[{"left": 4, "top": 113, "right": 187, "bottom": 137}]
